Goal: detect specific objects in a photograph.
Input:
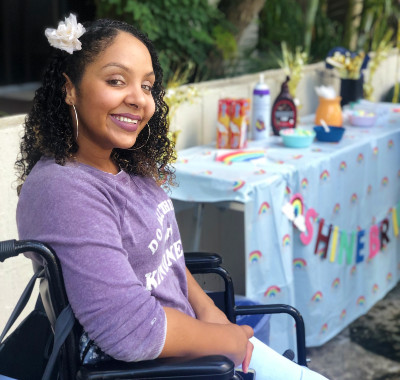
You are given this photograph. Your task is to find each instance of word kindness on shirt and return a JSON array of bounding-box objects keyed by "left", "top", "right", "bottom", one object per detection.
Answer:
[{"left": 146, "top": 199, "right": 184, "bottom": 291}]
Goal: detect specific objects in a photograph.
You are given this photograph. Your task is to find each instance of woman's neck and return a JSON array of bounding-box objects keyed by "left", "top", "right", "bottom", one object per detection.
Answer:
[{"left": 74, "top": 151, "right": 119, "bottom": 175}]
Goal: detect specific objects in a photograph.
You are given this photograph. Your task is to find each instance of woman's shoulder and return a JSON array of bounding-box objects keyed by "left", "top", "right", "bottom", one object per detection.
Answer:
[
  {"left": 20, "top": 156, "right": 116, "bottom": 202},
  {"left": 24, "top": 157, "right": 94, "bottom": 189}
]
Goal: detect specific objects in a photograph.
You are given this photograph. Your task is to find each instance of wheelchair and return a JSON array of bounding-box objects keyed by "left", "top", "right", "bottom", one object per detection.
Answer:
[{"left": 0, "top": 239, "right": 307, "bottom": 379}]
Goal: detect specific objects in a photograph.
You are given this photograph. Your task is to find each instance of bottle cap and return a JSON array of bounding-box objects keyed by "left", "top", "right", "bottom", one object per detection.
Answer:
[{"left": 254, "top": 74, "right": 270, "bottom": 95}]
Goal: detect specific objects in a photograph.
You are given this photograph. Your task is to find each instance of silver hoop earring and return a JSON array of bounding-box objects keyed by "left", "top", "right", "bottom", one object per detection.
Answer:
[
  {"left": 72, "top": 104, "right": 79, "bottom": 139},
  {"left": 127, "top": 124, "right": 151, "bottom": 151}
]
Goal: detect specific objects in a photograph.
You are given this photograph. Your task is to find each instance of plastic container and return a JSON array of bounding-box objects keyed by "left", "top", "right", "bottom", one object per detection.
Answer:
[
  {"left": 251, "top": 74, "right": 271, "bottom": 140},
  {"left": 314, "top": 96, "right": 343, "bottom": 127},
  {"left": 279, "top": 128, "right": 315, "bottom": 148},
  {"left": 271, "top": 76, "right": 297, "bottom": 135},
  {"left": 313, "top": 126, "right": 345, "bottom": 142},
  {"left": 349, "top": 110, "right": 377, "bottom": 127}
]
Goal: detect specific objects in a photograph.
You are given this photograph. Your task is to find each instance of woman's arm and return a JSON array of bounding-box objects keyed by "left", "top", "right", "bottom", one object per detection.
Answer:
[
  {"left": 170, "top": 268, "right": 254, "bottom": 371},
  {"left": 185, "top": 268, "right": 230, "bottom": 324},
  {"left": 159, "top": 306, "right": 253, "bottom": 369}
]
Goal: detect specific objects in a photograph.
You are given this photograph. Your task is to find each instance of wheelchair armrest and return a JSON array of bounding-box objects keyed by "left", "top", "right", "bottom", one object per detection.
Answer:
[
  {"left": 76, "top": 355, "right": 234, "bottom": 380},
  {"left": 185, "top": 252, "right": 222, "bottom": 271},
  {"left": 234, "top": 304, "right": 307, "bottom": 366}
]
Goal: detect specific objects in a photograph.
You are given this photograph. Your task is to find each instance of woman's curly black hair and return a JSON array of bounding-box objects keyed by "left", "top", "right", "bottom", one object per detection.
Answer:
[{"left": 15, "top": 18, "right": 175, "bottom": 194}]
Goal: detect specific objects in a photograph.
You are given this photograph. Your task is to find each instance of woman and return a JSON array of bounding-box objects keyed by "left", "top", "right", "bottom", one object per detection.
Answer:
[{"left": 16, "top": 14, "right": 327, "bottom": 379}]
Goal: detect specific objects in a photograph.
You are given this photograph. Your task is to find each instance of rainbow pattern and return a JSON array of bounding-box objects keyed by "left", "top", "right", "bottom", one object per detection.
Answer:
[
  {"left": 233, "top": 180, "right": 245, "bottom": 192},
  {"left": 367, "top": 185, "right": 372, "bottom": 194},
  {"left": 388, "top": 139, "right": 394, "bottom": 149},
  {"left": 179, "top": 158, "right": 189, "bottom": 164},
  {"left": 293, "top": 258, "right": 307, "bottom": 269},
  {"left": 387, "top": 272, "right": 393, "bottom": 282},
  {"left": 292, "top": 154, "right": 303, "bottom": 160},
  {"left": 311, "top": 291, "right": 323, "bottom": 302},
  {"left": 320, "top": 170, "right": 330, "bottom": 181},
  {"left": 200, "top": 170, "right": 212, "bottom": 175},
  {"left": 282, "top": 234, "right": 291, "bottom": 247},
  {"left": 373, "top": 147, "right": 379, "bottom": 156},
  {"left": 340, "top": 309, "right": 347, "bottom": 320},
  {"left": 351, "top": 193, "right": 358, "bottom": 204},
  {"left": 301, "top": 178, "right": 308, "bottom": 189},
  {"left": 254, "top": 169, "right": 266, "bottom": 175},
  {"left": 264, "top": 285, "right": 281, "bottom": 298},
  {"left": 255, "top": 119, "right": 266, "bottom": 131},
  {"left": 320, "top": 323, "right": 328, "bottom": 334},
  {"left": 285, "top": 186, "right": 291, "bottom": 196},
  {"left": 350, "top": 265, "right": 357, "bottom": 275},
  {"left": 357, "top": 153, "right": 364, "bottom": 163},
  {"left": 290, "top": 194, "right": 304, "bottom": 217},
  {"left": 216, "top": 149, "right": 266, "bottom": 164},
  {"left": 333, "top": 203, "right": 340, "bottom": 214},
  {"left": 249, "top": 250, "right": 262, "bottom": 263},
  {"left": 331, "top": 278, "right": 340, "bottom": 289},
  {"left": 312, "top": 148, "right": 322, "bottom": 152},
  {"left": 339, "top": 161, "right": 347, "bottom": 171},
  {"left": 357, "top": 296, "right": 366, "bottom": 306},
  {"left": 381, "top": 176, "right": 389, "bottom": 186},
  {"left": 258, "top": 202, "right": 270, "bottom": 215},
  {"left": 372, "top": 284, "right": 379, "bottom": 294}
]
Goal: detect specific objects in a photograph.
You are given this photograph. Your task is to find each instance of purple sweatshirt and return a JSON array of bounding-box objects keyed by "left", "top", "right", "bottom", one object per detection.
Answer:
[{"left": 17, "top": 157, "right": 195, "bottom": 362}]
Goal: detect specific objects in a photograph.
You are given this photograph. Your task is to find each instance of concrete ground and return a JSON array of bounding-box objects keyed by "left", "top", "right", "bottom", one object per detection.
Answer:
[{"left": 307, "top": 282, "right": 400, "bottom": 380}]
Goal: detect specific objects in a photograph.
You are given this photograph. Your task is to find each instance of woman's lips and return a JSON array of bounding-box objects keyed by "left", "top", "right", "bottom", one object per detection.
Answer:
[{"left": 110, "top": 114, "right": 140, "bottom": 132}]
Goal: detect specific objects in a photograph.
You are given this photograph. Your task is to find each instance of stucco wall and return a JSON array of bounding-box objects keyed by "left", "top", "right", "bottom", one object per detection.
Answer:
[
  {"left": 0, "top": 54, "right": 398, "bottom": 329},
  {"left": 0, "top": 114, "right": 39, "bottom": 332}
]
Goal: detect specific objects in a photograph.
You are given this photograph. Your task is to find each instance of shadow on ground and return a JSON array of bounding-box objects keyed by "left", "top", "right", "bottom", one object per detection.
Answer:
[{"left": 307, "top": 282, "right": 400, "bottom": 380}]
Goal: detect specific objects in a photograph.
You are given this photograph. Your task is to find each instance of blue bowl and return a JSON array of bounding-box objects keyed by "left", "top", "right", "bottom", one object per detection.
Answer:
[{"left": 313, "top": 126, "right": 345, "bottom": 142}]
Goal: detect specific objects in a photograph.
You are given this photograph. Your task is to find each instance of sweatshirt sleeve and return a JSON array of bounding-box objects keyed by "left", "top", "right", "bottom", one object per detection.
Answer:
[{"left": 17, "top": 168, "right": 167, "bottom": 362}]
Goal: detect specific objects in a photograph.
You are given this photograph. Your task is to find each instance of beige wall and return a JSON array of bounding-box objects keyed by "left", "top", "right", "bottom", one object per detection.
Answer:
[
  {"left": 0, "top": 54, "right": 398, "bottom": 328},
  {"left": 0, "top": 114, "right": 39, "bottom": 332}
]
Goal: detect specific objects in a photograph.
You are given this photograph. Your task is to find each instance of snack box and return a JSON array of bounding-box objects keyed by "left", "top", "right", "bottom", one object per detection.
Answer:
[
  {"left": 216, "top": 98, "right": 232, "bottom": 149},
  {"left": 229, "top": 98, "right": 250, "bottom": 149}
]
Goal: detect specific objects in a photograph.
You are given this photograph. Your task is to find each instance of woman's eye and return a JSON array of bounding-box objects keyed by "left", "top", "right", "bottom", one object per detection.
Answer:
[
  {"left": 142, "top": 84, "right": 153, "bottom": 92},
  {"left": 107, "top": 79, "right": 124, "bottom": 86}
]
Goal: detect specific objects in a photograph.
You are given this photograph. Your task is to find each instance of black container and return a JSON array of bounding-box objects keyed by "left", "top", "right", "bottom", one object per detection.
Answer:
[{"left": 340, "top": 77, "right": 363, "bottom": 107}]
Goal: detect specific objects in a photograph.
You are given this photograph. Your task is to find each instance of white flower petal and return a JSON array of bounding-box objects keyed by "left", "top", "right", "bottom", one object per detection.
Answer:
[{"left": 45, "top": 13, "right": 86, "bottom": 54}]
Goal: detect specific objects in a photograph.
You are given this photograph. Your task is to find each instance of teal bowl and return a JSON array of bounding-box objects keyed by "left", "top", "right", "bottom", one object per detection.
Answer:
[{"left": 279, "top": 128, "right": 316, "bottom": 148}]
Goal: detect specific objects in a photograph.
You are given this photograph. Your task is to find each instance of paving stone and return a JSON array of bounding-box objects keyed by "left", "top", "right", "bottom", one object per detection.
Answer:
[{"left": 306, "top": 281, "right": 400, "bottom": 380}]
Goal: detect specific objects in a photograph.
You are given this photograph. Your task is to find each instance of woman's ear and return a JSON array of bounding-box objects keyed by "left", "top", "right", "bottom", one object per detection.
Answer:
[{"left": 63, "top": 73, "right": 77, "bottom": 105}]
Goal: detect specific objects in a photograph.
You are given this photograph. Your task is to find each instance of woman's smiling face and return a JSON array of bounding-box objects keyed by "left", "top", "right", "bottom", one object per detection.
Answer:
[{"left": 66, "top": 31, "right": 156, "bottom": 157}]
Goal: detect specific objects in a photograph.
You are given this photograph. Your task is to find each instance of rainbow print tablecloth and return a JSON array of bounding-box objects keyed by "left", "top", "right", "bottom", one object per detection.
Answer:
[{"left": 170, "top": 102, "right": 400, "bottom": 348}]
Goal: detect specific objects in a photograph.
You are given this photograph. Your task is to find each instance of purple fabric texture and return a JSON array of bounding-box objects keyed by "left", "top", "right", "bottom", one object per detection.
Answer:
[{"left": 17, "top": 157, "right": 195, "bottom": 362}]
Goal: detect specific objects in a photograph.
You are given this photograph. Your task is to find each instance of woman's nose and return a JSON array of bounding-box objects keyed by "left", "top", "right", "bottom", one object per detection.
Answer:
[{"left": 125, "top": 84, "right": 145, "bottom": 108}]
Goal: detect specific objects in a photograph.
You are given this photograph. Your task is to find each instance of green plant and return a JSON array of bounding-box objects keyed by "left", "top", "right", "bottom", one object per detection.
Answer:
[{"left": 95, "top": 0, "right": 234, "bottom": 83}]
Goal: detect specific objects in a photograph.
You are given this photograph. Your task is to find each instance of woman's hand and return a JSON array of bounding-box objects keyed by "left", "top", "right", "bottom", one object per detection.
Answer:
[{"left": 241, "top": 329, "right": 254, "bottom": 373}]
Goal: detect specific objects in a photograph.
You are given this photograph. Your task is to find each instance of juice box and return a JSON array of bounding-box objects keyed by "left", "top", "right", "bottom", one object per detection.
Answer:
[
  {"left": 229, "top": 98, "right": 250, "bottom": 149},
  {"left": 217, "top": 98, "right": 232, "bottom": 149}
]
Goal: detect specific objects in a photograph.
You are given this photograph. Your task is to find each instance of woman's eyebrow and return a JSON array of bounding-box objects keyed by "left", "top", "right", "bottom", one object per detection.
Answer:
[
  {"left": 101, "top": 63, "right": 155, "bottom": 78},
  {"left": 102, "top": 62, "right": 130, "bottom": 71}
]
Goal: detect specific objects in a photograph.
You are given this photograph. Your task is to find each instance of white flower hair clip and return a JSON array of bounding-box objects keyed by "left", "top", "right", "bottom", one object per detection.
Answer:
[{"left": 45, "top": 14, "right": 86, "bottom": 54}]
